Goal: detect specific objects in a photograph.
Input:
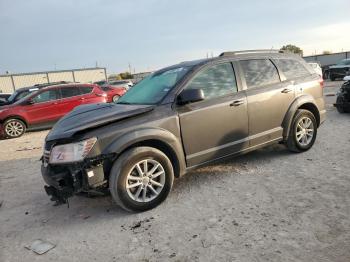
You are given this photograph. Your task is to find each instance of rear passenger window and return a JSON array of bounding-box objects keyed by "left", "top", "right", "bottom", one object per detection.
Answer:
[
  {"left": 240, "top": 59, "right": 280, "bottom": 89},
  {"left": 60, "top": 86, "right": 81, "bottom": 98},
  {"left": 80, "top": 86, "right": 93, "bottom": 94},
  {"left": 274, "top": 59, "right": 310, "bottom": 80},
  {"left": 185, "top": 63, "right": 237, "bottom": 99}
]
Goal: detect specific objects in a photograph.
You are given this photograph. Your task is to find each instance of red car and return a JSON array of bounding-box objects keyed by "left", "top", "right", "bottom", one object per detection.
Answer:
[
  {"left": 0, "top": 83, "right": 125, "bottom": 138},
  {"left": 99, "top": 84, "right": 127, "bottom": 102}
]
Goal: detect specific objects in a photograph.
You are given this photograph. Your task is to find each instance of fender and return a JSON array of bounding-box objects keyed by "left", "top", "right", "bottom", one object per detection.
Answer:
[
  {"left": 2, "top": 115, "right": 28, "bottom": 127},
  {"left": 282, "top": 94, "right": 320, "bottom": 139},
  {"left": 103, "top": 127, "right": 187, "bottom": 177}
]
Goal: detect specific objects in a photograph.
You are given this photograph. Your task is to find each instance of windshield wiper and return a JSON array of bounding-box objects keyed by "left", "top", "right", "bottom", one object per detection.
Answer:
[{"left": 117, "top": 101, "right": 132, "bottom": 105}]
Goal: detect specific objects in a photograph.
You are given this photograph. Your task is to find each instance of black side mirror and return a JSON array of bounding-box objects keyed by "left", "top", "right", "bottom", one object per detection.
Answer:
[
  {"left": 24, "top": 98, "right": 35, "bottom": 105},
  {"left": 177, "top": 89, "right": 205, "bottom": 105}
]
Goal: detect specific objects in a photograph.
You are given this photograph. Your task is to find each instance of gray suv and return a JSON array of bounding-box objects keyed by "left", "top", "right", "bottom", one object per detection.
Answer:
[{"left": 41, "top": 50, "right": 326, "bottom": 212}]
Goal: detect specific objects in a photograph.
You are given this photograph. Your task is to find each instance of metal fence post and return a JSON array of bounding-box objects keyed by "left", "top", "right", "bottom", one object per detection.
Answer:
[
  {"left": 72, "top": 71, "right": 76, "bottom": 82},
  {"left": 104, "top": 68, "right": 107, "bottom": 81},
  {"left": 46, "top": 72, "right": 50, "bottom": 83},
  {"left": 10, "top": 75, "right": 16, "bottom": 92}
]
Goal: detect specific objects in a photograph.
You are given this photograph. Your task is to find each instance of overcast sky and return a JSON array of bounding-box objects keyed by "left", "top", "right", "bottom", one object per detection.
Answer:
[{"left": 1, "top": 0, "right": 349, "bottom": 74}]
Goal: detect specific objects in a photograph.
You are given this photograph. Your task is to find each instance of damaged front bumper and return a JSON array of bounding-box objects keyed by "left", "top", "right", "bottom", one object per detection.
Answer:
[
  {"left": 334, "top": 84, "right": 350, "bottom": 111},
  {"left": 41, "top": 153, "right": 113, "bottom": 205}
]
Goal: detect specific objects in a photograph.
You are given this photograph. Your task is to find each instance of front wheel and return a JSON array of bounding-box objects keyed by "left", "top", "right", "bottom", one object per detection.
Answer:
[
  {"left": 4, "top": 118, "right": 26, "bottom": 138},
  {"left": 286, "top": 109, "right": 317, "bottom": 153},
  {"left": 109, "top": 147, "right": 174, "bottom": 212},
  {"left": 335, "top": 96, "right": 350, "bottom": 113}
]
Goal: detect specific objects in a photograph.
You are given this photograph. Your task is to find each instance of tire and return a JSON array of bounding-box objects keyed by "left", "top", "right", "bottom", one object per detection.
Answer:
[
  {"left": 4, "top": 118, "right": 26, "bottom": 138},
  {"left": 286, "top": 109, "right": 317, "bottom": 153},
  {"left": 335, "top": 96, "right": 350, "bottom": 113},
  {"left": 109, "top": 146, "right": 174, "bottom": 212},
  {"left": 112, "top": 95, "right": 120, "bottom": 102}
]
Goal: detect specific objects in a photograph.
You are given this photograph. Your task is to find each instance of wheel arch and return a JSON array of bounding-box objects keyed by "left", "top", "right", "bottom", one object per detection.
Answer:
[
  {"left": 2, "top": 115, "right": 28, "bottom": 127},
  {"left": 103, "top": 128, "right": 187, "bottom": 178},
  {"left": 282, "top": 95, "right": 320, "bottom": 140}
]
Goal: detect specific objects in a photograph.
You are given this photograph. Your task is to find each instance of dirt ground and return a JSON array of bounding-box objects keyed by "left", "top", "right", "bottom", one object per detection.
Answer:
[{"left": 1, "top": 81, "right": 349, "bottom": 262}]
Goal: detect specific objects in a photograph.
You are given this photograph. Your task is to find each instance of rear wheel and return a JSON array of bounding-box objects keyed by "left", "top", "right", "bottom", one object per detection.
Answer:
[
  {"left": 4, "top": 118, "right": 26, "bottom": 138},
  {"left": 109, "top": 147, "right": 174, "bottom": 212},
  {"left": 286, "top": 109, "right": 317, "bottom": 153},
  {"left": 112, "top": 95, "right": 120, "bottom": 102}
]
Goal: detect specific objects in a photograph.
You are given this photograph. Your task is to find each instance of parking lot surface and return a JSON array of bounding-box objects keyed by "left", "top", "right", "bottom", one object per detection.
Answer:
[{"left": 1, "top": 81, "right": 349, "bottom": 262}]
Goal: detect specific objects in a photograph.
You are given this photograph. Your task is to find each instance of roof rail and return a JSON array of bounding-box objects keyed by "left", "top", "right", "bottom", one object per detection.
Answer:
[{"left": 219, "top": 49, "right": 284, "bottom": 57}]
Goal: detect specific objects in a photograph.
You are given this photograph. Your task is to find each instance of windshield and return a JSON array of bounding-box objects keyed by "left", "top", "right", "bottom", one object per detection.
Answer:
[
  {"left": 337, "top": 59, "right": 350, "bottom": 65},
  {"left": 7, "top": 90, "right": 36, "bottom": 103},
  {"left": 117, "top": 66, "right": 190, "bottom": 105},
  {"left": 7, "top": 91, "right": 18, "bottom": 102}
]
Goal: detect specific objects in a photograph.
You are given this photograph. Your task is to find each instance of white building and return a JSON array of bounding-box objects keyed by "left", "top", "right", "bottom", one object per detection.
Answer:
[{"left": 0, "top": 67, "right": 107, "bottom": 94}]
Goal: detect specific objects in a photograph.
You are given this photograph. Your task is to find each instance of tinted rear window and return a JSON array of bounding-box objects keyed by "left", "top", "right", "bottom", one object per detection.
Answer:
[
  {"left": 60, "top": 86, "right": 81, "bottom": 98},
  {"left": 100, "top": 85, "right": 113, "bottom": 91},
  {"left": 275, "top": 59, "right": 310, "bottom": 79},
  {"left": 80, "top": 86, "right": 94, "bottom": 94},
  {"left": 240, "top": 59, "right": 280, "bottom": 89}
]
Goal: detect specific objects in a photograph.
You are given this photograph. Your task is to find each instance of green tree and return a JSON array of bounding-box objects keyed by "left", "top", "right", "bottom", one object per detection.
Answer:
[
  {"left": 280, "top": 44, "right": 303, "bottom": 56},
  {"left": 118, "top": 72, "right": 133, "bottom": 79}
]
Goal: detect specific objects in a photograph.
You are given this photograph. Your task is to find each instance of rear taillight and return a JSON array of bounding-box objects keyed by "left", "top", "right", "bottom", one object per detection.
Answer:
[
  {"left": 318, "top": 78, "right": 324, "bottom": 88},
  {"left": 318, "top": 78, "right": 324, "bottom": 96}
]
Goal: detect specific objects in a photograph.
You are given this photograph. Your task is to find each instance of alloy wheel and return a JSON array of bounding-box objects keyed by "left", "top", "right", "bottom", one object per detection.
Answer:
[
  {"left": 113, "top": 95, "right": 120, "bottom": 102},
  {"left": 126, "top": 159, "right": 165, "bottom": 203},
  {"left": 295, "top": 116, "right": 314, "bottom": 146},
  {"left": 5, "top": 120, "right": 25, "bottom": 137}
]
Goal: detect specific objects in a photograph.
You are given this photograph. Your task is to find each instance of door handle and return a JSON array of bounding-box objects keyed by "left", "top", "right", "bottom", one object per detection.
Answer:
[
  {"left": 281, "top": 88, "right": 293, "bottom": 93},
  {"left": 230, "top": 99, "right": 244, "bottom": 107}
]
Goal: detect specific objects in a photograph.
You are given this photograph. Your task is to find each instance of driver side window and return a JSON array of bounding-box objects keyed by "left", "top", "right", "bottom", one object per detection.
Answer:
[
  {"left": 185, "top": 63, "right": 238, "bottom": 99},
  {"left": 32, "top": 89, "right": 59, "bottom": 103}
]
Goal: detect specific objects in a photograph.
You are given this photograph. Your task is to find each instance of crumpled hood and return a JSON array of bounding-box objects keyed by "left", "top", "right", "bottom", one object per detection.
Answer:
[{"left": 46, "top": 103, "right": 154, "bottom": 141}]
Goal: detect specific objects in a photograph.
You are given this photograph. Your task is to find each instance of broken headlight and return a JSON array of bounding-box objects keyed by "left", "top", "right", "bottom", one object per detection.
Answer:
[{"left": 49, "top": 137, "right": 97, "bottom": 164}]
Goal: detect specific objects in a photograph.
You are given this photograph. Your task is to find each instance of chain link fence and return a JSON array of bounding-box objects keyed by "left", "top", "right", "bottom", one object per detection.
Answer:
[{"left": 0, "top": 68, "right": 107, "bottom": 94}]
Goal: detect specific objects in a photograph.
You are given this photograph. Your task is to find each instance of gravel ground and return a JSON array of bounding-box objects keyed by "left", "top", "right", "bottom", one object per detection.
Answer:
[{"left": 1, "top": 81, "right": 349, "bottom": 262}]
